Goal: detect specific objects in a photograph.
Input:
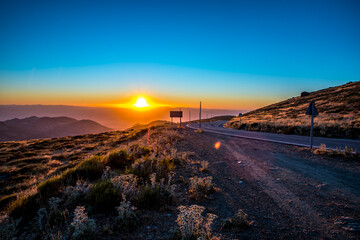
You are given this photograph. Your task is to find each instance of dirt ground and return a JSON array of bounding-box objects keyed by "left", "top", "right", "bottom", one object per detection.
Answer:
[{"left": 176, "top": 127, "right": 360, "bottom": 239}]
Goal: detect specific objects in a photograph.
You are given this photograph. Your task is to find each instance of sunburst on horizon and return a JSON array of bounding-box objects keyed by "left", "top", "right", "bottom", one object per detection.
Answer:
[{"left": 133, "top": 97, "right": 150, "bottom": 108}]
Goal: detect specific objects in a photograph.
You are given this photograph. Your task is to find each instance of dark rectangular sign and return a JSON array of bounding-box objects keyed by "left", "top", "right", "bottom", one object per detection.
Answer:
[{"left": 170, "top": 111, "right": 183, "bottom": 118}]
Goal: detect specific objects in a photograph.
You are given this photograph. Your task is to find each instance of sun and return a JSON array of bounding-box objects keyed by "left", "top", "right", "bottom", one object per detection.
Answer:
[{"left": 133, "top": 97, "right": 150, "bottom": 108}]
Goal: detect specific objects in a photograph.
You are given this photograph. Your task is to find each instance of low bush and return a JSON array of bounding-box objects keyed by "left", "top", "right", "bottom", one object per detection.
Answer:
[
  {"left": 189, "top": 176, "right": 215, "bottom": 200},
  {"left": 64, "top": 180, "right": 93, "bottom": 206},
  {"left": 63, "top": 156, "right": 104, "bottom": 185},
  {"left": 135, "top": 173, "right": 175, "bottom": 210},
  {"left": 0, "top": 193, "right": 17, "bottom": 211},
  {"left": 37, "top": 175, "right": 62, "bottom": 199},
  {"left": 71, "top": 206, "right": 96, "bottom": 240},
  {"left": 127, "top": 155, "right": 175, "bottom": 181},
  {"left": 127, "top": 144, "right": 151, "bottom": 158},
  {"left": 8, "top": 193, "right": 38, "bottom": 220},
  {"left": 313, "top": 144, "right": 359, "bottom": 160},
  {"left": 104, "top": 149, "right": 133, "bottom": 169},
  {"left": 115, "top": 195, "right": 137, "bottom": 230},
  {"left": 221, "top": 209, "right": 250, "bottom": 231},
  {"left": 111, "top": 174, "right": 139, "bottom": 201},
  {"left": 127, "top": 128, "right": 148, "bottom": 141},
  {"left": 88, "top": 180, "right": 121, "bottom": 212},
  {"left": 176, "top": 205, "right": 217, "bottom": 239},
  {"left": 0, "top": 216, "right": 20, "bottom": 240},
  {"left": 200, "top": 161, "right": 209, "bottom": 172}
]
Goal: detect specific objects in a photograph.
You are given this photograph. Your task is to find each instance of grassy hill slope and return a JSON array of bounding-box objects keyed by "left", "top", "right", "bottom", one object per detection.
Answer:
[{"left": 225, "top": 81, "right": 360, "bottom": 139}]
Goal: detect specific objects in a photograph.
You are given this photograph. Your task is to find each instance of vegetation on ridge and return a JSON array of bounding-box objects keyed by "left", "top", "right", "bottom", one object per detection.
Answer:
[{"left": 225, "top": 81, "right": 360, "bottom": 139}]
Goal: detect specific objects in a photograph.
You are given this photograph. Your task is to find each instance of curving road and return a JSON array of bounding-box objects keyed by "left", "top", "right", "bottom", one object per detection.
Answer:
[{"left": 187, "top": 120, "right": 360, "bottom": 151}]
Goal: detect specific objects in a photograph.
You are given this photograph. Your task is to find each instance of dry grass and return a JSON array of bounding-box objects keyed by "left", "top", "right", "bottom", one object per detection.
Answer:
[{"left": 226, "top": 81, "right": 360, "bottom": 139}]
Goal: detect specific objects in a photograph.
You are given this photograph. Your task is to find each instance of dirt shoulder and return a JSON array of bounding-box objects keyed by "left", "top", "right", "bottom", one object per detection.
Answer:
[{"left": 178, "top": 127, "right": 360, "bottom": 239}]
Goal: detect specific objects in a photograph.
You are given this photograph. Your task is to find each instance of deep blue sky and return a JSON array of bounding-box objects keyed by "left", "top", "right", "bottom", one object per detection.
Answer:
[{"left": 0, "top": 0, "right": 359, "bottom": 109}]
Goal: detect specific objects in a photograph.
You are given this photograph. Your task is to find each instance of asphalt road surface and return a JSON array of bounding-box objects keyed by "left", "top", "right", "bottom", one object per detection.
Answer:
[{"left": 187, "top": 120, "right": 360, "bottom": 151}]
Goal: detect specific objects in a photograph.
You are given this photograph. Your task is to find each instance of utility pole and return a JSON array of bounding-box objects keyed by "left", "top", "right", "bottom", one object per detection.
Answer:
[
  {"left": 199, "top": 101, "right": 202, "bottom": 129},
  {"left": 189, "top": 110, "right": 191, "bottom": 122}
]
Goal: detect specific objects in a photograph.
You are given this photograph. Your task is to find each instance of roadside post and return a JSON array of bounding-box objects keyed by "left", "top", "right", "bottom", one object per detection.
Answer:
[
  {"left": 306, "top": 101, "right": 318, "bottom": 149},
  {"left": 238, "top": 113, "right": 243, "bottom": 127},
  {"left": 199, "top": 101, "right": 202, "bottom": 129},
  {"left": 170, "top": 110, "right": 183, "bottom": 128}
]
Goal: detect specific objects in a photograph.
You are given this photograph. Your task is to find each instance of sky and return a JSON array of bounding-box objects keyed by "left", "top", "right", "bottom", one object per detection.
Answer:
[{"left": 0, "top": 0, "right": 359, "bottom": 110}]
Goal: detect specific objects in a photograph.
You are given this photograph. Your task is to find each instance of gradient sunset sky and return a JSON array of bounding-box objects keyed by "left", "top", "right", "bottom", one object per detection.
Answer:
[{"left": 0, "top": 0, "right": 359, "bottom": 110}]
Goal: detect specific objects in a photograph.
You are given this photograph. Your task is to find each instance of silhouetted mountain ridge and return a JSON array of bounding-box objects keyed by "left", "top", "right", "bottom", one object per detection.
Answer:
[{"left": 0, "top": 116, "right": 111, "bottom": 141}]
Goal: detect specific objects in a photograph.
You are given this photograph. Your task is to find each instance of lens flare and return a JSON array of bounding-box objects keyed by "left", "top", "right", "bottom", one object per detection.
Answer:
[{"left": 214, "top": 141, "right": 221, "bottom": 149}]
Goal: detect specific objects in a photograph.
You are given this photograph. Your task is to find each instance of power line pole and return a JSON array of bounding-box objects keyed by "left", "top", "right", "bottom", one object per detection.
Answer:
[{"left": 199, "top": 101, "right": 202, "bottom": 129}]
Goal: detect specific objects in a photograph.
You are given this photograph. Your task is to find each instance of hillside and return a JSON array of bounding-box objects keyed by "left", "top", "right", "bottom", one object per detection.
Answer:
[
  {"left": 0, "top": 116, "right": 112, "bottom": 141},
  {"left": 225, "top": 81, "right": 360, "bottom": 139},
  {"left": 1, "top": 122, "right": 359, "bottom": 239}
]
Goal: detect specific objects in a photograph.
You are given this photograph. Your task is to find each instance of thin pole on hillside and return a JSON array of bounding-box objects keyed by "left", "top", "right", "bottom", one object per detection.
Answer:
[
  {"left": 310, "top": 109, "right": 314, "bottom": 149},
  {"left": 199, "top": 101, "right": 202, "bottom": 129}
]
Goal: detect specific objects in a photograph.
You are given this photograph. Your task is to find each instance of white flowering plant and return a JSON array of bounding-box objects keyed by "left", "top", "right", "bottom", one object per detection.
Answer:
[
  {"left": 70, "top": 206, "right": 96, "bottom": 239},
  {"left": 176, "top": 205, "right": 217, "bottom": 240}
]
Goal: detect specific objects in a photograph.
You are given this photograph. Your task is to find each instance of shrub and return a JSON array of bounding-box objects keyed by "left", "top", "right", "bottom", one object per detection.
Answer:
[
  {"left": 200, "top": 161, "right": 209, "bottom": 172},
  {"left": 71, "top": 206, "right": 96, "bottom": 240},
  {"left": 105, "top": 149, "right": 133, "bottom": 169},
  {"left": 101, "top": 166, "right": 116, "bottom": 180},
  {"left": 135, "top": 173, "right": 175, "bottom": 210},
  {"left": 111, "top": 174, "right": 139, "bottom": 201},
  {"left": 64, "top": 156, "right": 104, "bottom": 184},
  {"left": 35, "top": 197, "right": 65, "bottom": 231},
  {"left": 222, "top": 209, "right": 250, "bottom": 231},
  {"left": 37, "top": 175, "right": 62, "bottom": 199},
  {"left": 176, "top": 205, "right": 217, "bottom": 239},
  {"left": 0, "top": 215, "right": 20, "bottom": 240},
  {"left": 189, "top": 176, "right": 215, "bottom": 200},
  {"left": 0, "top": 194, "right": 17, "bottom": 211},
  {"left": 313, "top": 144, "right": 359, "bottom": 160},
  {"left": 127, "top": 128, "right": 148, "bottom": 141},
  {"left": 127, "top": 144, "right": 151, "bottom": 158},
  {"left": 115, "top": 195, "right": 137, "bottom": 230},
  {"left": 64, "top": 180, "right": 93, "bottom": 206},
  {"left": 8, "top": 193, "right": 38, "bottom": 220},
  {"left": 128, "top": 155, "right": 175, "bottom": 181},
  {"left": 88, "top": 181, "right": 121, "bottom": 212},
  {"left": 300, "top": 91, "right": 310, "bottom": 97}
]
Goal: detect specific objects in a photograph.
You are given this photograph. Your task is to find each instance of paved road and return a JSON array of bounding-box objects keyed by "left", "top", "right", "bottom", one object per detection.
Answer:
[{"left": 187, "top": 120, "right": 360, "bottom": 151}]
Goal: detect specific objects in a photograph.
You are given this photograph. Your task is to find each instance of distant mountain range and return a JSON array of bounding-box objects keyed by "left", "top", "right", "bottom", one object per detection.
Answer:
[
  {"left": 0, "top": 105, "right": 244, "bottom": 130},
  {"left": 0, "top": 116, "right": 111, "bottom": 141}
]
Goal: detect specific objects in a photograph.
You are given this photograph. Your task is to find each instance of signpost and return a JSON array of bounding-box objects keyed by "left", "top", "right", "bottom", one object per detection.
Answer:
[
  {"left": 170, "top": 110, "right": 183, "bottom": 128},
  {"left": 305, "top": 101, "right": 318, "bottom": 149}
]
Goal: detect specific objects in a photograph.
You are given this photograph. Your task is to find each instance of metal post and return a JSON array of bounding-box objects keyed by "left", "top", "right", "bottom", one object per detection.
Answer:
[
  {"left": 310, "top": 111, "right": 314, "bottom": 149},
  {"left": 199, "top": 101, "right": 202, "bottom": 129},
  {"left": 189, "top": 110, "right": 191, "bottom": 122}
]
